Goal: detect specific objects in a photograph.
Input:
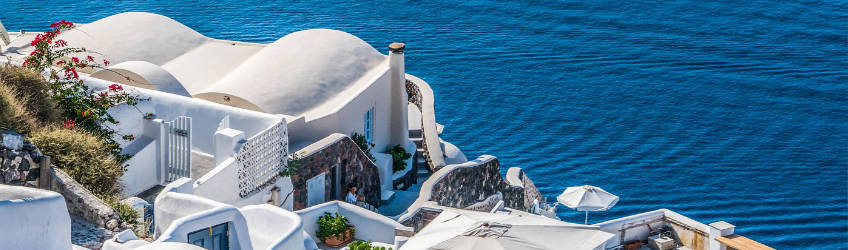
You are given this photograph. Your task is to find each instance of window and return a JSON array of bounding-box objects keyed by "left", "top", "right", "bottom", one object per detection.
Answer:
[
  {"left": 364, "top": 107, "right": 373, "bottom": 143},
  {"left": 187, "top": 223, "right": 229, "bottom": 250}
]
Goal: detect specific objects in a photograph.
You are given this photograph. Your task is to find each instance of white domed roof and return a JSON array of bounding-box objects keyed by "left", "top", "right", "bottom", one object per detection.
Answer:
[
  {"left": 58, "top": 12, "right": 207, "bottom": 65},
  {"left": 200, "top": 29, "right": 385, "bottom": 115}
]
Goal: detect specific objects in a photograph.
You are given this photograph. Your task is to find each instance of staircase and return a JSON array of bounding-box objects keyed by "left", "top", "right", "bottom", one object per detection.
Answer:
[{"left": 409, "top": 129, "right": 431, "bottom": 184}]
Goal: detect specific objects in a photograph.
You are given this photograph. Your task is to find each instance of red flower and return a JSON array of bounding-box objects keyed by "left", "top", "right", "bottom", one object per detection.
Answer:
[
  {"left": 64, "top": 67, "right": 78, "bottom": 79},
  {"left": 50, "top": 20, "right": 74, "bottom": 29},
  {"left": 86, "top": 55, "right": 94, "bottom": 61},
  {"left": 103, "top": 59, "right": 110, "bottom": 66},
  {"left": 22, "top": 59, "right": 28, "bottom": 67},
  {"left": 55, "top": 39, "right": 67, "bottom": 47},
  {"left": 64, "top": 119, "right": 76, "bottom": 128},
  {"left": 71, "top": 57, "right": 79, "bottom": 64},
  {"left": 108, "top": 84, "right": 123, "bottom": 91},
  {"left": 56, "top": 60, "right": 65, "bottom": 66}
]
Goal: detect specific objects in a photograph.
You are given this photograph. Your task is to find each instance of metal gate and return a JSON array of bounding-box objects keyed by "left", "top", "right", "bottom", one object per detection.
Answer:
[{"left": 163, "top": 116, "right": 192, "bottom": 182}]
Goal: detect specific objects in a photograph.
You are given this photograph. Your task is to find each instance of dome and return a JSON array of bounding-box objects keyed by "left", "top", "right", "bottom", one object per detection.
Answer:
[
  {"left": 91, "top": 61, "right": 190, "bottom": 96},
  {"left": 199, "top": 29, "right": 385, "bottom": 116},
  {"left": 57, "top": 12, "right": 207, "bottom": 65}
]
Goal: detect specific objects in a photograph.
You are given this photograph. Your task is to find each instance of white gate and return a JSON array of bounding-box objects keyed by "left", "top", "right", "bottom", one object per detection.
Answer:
[{"left": 163, "top": 116, "right": 192, "bottom": 182}]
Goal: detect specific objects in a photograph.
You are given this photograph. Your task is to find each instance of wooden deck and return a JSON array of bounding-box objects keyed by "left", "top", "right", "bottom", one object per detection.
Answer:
[{"left": 716, "top": 234, "right": 775, "bottom": 250}]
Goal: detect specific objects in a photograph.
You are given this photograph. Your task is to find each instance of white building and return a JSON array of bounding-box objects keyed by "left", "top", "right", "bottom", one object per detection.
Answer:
[{"left": 0, "top": 12, "right": 469, "bottom": 208}]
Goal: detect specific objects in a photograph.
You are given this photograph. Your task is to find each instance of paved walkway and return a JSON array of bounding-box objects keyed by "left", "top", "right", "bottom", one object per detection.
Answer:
[{"left": 71, "top": 216, "right": 112, "bottom": 249}]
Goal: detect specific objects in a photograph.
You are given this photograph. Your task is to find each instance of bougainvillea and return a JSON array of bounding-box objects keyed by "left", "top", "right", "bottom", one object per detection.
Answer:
[{"left": 23, "top": 19, "right": 149, "bottom": 162}]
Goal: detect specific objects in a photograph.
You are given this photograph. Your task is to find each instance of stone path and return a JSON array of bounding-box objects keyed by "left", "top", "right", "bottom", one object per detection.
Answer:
[{"left": 71, "top": 216, "right": 112, "bottom": 249}]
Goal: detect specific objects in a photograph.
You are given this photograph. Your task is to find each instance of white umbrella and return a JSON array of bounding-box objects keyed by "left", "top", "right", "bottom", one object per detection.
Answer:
[
  {"left": 402, "top": 209, "right": 614, "bottom": 250},
  {"left": 557, "top": 185, "right": 619, "bottom": 224}
]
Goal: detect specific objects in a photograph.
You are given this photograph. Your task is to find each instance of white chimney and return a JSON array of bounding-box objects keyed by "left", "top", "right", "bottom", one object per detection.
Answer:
[{"left": 388, "top": 42, "right": 409, "bottom": 148}]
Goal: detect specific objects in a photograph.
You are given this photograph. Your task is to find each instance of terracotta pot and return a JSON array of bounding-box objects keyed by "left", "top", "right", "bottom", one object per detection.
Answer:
[{"left": 323, "top": 227, "right": 355, "bottom": 248}]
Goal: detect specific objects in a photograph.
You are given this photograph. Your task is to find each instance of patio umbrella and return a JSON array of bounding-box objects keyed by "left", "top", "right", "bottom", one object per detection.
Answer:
[
  {"left": 401, "top": 209, "right": 614, "bottom": 250},
  {"left": 557, "top": 185, "right": 618, "bottom": 224}
]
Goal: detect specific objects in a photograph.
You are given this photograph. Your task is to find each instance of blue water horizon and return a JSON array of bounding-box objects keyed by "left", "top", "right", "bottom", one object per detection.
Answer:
[{"left": 3, "top": 1, "right": 846, "bottom": 249}]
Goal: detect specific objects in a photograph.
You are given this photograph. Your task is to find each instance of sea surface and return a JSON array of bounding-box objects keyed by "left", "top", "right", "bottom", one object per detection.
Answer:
[{"left": 3, "top": 1, "right": 846, "bottom": 249}]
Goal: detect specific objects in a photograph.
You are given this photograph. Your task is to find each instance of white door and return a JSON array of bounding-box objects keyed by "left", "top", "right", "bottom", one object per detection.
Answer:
[{"left": 306, "top": 173, "right": 325, "bottom": 207}]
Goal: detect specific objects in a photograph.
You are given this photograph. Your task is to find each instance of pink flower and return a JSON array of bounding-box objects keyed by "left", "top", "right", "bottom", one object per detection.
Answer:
[
  {"left": 103, "top": 59, "right": 110, "bottom": 66},
  {"left": 55, "top": 39, "right": 67, "bottom": 47},
  {"left": 64, "top": 119, "right": 76, "bottom": 128},
  {"left": 86, "top": 55, "right": 94, "bottom": 61},
  {"left": 108, "top": 84, "right": 123, "bottom": 91},
  {"left": 71, "top": 57, "right": 79, "bottom": 64}
]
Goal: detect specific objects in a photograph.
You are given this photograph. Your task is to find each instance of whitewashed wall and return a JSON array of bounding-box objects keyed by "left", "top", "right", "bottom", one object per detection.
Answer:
[
  {"left": 295, "top": 201, "right": 411, "bottom": 245},
  {"left": 0, "top": 185, "right": 72, "bottom": 250}
]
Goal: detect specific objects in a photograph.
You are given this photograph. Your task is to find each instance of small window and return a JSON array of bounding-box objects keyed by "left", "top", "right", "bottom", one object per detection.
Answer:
[{"left": 364, "top": 107, "right": 373, "bottom": 143}]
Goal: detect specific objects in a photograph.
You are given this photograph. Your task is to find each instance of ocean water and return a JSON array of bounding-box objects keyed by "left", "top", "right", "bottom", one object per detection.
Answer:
[{"left": 3, "top": 1, "right": 846, "bottom": 248}]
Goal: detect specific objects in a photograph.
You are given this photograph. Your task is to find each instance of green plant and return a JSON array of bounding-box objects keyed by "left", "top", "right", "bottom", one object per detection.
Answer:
[
  {"left": 279, "top": 152, "right": 302, "bottom": 177},
  {"left": 30, "top": 127, "right": 125, "bottom": 197},
  {"left": 385, "top": 145, "right": 411, "bottom": 173},
  {"left": 316, "top": 212, "right": 354, "bottom": 242},
  {"left": 104, "top": 196, "right": 139, "bottom": 225},
  {"left": 22, "top": 20, "right": 149, "bottom": 163},
  {"left": 348, "top": 240, "right": 392, "bottom": 250},
  {"left": 351, "top": 132, "right": 375, "bottom": 162},
  {"left": 279, "top": 152, "right": 304, "bottom": 206}
]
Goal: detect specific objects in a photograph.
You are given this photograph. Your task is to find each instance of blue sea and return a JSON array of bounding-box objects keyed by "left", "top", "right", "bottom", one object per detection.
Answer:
[{"left": 3, "top": 1, "right": 846, "bottom": 248}]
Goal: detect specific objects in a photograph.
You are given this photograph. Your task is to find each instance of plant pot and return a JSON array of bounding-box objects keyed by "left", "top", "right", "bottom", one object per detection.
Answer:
[{"left": 323, "top": 227, "right": 355, "bottom": 247}]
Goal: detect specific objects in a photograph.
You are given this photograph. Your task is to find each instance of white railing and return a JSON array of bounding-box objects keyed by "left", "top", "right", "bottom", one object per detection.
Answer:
[
  {"left": 236, "top": 120, "right": 288, "bottom": 198},
  {"left": 162, "top": 116, "right": 192, "bottom": 182}
]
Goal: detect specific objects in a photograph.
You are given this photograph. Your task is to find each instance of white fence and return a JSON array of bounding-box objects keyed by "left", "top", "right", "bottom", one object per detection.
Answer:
[
  {"left": 161, "top": 116, "right": 192, "bottom": 182},
  {"left": 236, "top": 120, "right": 288, "bottom": 198}
]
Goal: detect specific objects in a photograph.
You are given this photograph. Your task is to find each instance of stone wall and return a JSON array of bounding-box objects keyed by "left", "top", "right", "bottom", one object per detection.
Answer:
[
  {"left": 41, "top": 166, "right": 128, "bottom": 232},
  {"left": 399, "top": 206, "right": 443, "bottom": 233},
  {"left": 405, "top": 79, "right": 434, "bottom": 172},
  {"left": 0, "top": 130, "right": 40, "bottom": 186},
  {"left": 291, "top": 134, "right": 381, "bottom": 210},
  {"left": 428, "top": 155, "right": 541, "bottom": 211}
]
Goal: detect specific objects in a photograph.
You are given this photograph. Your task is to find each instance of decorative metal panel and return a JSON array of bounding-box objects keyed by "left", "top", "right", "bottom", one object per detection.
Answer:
[{"left": 236, "top": 121, "right": 288, "bottom": 198}]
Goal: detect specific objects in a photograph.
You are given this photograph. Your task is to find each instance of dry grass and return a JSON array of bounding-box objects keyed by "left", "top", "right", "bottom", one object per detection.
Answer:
[
  {"left": 0, "top": 65, "right": 62, "bottom": 125},
  {"left": 29, "top": 127, "right": 126, "bottom": 197},
  {"left": 0, "top": 84, "right": 37, "bottom": 134}
]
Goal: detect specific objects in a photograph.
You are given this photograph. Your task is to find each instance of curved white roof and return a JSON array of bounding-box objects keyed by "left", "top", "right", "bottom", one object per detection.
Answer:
[
  {"left": 201, "top": 29, "right": 385, "bottom": 115},
  {"left": 59, "top": 12, "right": 207, "bottom": 65},
  {"left": 18, "top": 12, "right": 389, "bottom": 116}
]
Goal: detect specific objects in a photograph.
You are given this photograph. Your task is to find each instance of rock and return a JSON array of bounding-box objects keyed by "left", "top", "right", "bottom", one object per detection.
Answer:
[
  {"left": 106, "top": 219, "right": 119, "bottom": 230},
  {"left": 1, "top": 131, "right": 24, "bottom": 150}
]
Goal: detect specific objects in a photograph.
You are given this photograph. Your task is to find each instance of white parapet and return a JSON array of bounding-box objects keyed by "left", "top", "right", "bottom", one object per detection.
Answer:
[{"left": 0, "top": 185, "right": 72, "bottom": 250}]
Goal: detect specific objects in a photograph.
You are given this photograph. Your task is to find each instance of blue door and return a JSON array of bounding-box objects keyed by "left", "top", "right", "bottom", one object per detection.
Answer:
[{"left": 187, "top": 223, "right": 229, "bottom": 250}]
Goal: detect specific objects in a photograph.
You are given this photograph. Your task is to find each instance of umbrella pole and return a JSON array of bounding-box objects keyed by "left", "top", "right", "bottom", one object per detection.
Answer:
[{"left": 585, "top": 211, "right": 588, "bottom": 224}]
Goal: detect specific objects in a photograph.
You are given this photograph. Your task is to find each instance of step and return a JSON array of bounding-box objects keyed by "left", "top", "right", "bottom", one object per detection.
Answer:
[
  {"left": 410, "top": 138, "right": 423, "bottom": 148},
  {"left": 381, "top": 189, "right": 395, "bottom": 202},
  {"left": 408, "top": 129, "right": 422, "bottom": 138},
  {"left": 416, "top": 149, "right": 425, "bottom": 158}
]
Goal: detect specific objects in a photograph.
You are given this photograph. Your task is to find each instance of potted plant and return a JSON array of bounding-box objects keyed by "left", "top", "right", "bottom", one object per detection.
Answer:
[
  {"left": 316, "top": 212, "right": 355, "bottom": 247},
  {"left": 347, "top": 240, "right": 393, "bottom": 250}
]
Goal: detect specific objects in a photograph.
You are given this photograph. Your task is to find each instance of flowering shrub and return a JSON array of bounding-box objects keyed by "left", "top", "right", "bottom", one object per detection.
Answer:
[{"left": 22, "top": 20, "right": 148, "bottom": 162}]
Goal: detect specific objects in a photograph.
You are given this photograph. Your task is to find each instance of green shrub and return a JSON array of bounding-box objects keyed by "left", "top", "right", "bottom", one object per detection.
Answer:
[
  {"left": 30, "top": 127, "right": 125, "bottom": 197},
  {"left": 0, "top": 65, "right": 62, "bottom": 125},
  {"left": 351, "top": 132, "right": 375, "bottom": 162},
  {"left": 104, "top": 196, "right": 139, "bottom": 225},
  {"left": 385, "top": 145, "right": 411, "bottom": 173},
  {"left": 348, "top": 240, "right": 392, "bottom": 250},
  {"left": 316, "top": 212, "right": 354, "bottom": 242},
  {"left": 0, "top": 84, "right": 37, "bottom": 135}
]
